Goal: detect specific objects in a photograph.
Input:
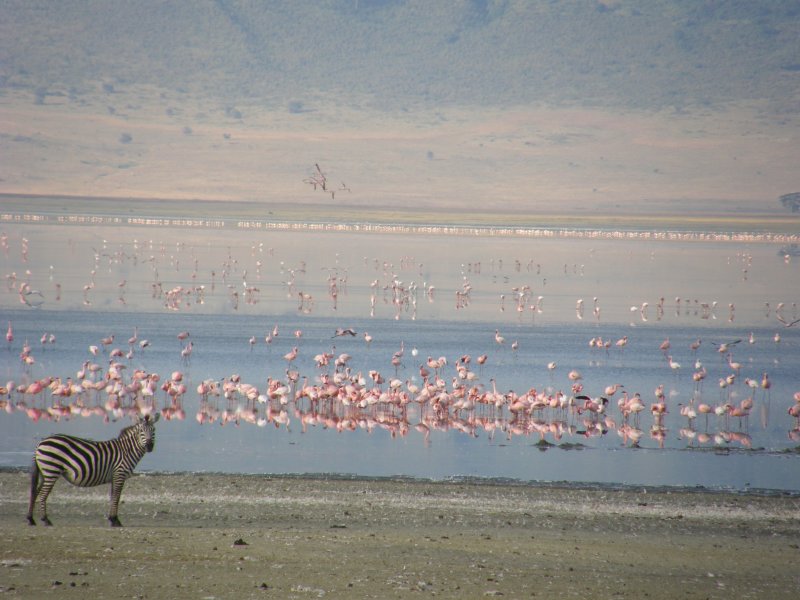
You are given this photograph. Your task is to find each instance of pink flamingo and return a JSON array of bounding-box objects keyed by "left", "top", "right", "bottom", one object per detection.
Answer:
[
  {"left": 284, "top": 347, "right": 298, "bottom": 365},
  {"left": 760, "top": 372, "right": 771, "bottom": 400},
  {"left": 696, "top": 402, "right": 712, "bottom": 429}
]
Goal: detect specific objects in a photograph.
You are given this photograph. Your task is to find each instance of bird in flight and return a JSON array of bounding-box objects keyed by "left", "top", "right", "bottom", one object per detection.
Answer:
[
  {"left": 333, "top": 327, "right": 358, "bottom": 338},
  {"left": 711, "top": 339, "right": 741, "bottom": 354},
  {"left": 777, "top": 315, "right": 800, "bottom": 328}
]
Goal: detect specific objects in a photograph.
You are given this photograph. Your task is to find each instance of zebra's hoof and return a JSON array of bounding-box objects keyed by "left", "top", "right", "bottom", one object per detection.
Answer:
[
  {"left": 109, "top": 517, "right": 122, "bottom": 527},
  {"left": 27, "top": 516, "right": 36, "bottom": 526},
  {"left": 42, "top": 517, "right": 53, "bottom": 526}
]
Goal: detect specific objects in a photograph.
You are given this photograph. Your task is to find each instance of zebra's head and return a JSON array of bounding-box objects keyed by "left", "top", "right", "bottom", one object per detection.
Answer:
[{"left": 136, "top": 413, "right": 160, "bottom": 452}]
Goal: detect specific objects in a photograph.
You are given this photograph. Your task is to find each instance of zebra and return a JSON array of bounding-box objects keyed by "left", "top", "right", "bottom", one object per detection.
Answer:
[{"left": 27, "top": 413, "right": 160, "bottom": 527}]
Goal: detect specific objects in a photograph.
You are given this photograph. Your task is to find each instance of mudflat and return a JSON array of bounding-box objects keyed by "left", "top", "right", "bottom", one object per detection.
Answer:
[{"left": 1, "top": 471, "right": 798, "bottom": 599}]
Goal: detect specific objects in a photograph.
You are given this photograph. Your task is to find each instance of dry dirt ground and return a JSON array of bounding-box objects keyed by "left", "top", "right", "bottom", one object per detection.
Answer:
[
  {"left": 2, "top": 87, "right": 799, "bottom": 215},
  {"left": 1, "top": 471, "right": 798, "bottom": 599}
]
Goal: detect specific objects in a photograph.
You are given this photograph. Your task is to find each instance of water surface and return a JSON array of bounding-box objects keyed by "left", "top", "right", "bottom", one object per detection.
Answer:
[{"left": 2, "top": 222, "right": 798, "bottom": 492}]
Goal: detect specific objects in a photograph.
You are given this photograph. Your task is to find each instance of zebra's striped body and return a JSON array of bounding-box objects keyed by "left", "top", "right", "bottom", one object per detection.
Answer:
[{"left": 27, "top": 414, "right": 159, "bottom": 527}]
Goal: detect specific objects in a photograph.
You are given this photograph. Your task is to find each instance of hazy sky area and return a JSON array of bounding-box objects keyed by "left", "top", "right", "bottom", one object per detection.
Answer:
[{"left": 1, "top": 1, "right": 799, "bottom": 216}]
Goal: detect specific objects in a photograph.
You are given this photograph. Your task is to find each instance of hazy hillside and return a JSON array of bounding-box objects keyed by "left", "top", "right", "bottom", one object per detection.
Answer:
[{"left": 1, "top": 0, "right": 799, "bottom": 112}]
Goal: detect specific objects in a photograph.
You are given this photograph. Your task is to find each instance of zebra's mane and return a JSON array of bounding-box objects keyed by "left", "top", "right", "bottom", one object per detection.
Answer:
[{"left": 117, "top": 419, "right": 145, "bottom": 439}]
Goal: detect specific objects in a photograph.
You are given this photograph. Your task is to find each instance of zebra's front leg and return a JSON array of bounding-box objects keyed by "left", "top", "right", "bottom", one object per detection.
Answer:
[{"left": 108, "top": 475, "right": 126, "bottom": 527}]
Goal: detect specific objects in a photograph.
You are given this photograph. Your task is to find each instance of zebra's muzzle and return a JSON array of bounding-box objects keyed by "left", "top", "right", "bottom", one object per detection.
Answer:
[{"left": 145, "top": 441, "right": 155, "bottom": 452}]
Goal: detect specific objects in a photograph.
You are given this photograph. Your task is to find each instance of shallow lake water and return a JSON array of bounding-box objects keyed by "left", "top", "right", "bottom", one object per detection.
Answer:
[{"left": 1, "top": 221, "right": 799, "bottom": 492}]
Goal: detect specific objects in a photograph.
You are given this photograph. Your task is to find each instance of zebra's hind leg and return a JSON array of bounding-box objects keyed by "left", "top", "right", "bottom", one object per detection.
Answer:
[
  {"left": 34, "top": 475, "right": 58, "bottom": 526},
  {"left": 27, "top": 461, "right": 55, "bottom": 526},
  {"left": 27, "top": 459, "right": 40, "bottom": 525}
]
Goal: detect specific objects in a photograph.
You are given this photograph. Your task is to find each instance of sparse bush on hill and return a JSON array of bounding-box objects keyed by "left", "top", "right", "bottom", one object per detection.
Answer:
[
  {"left": 779, "top": 193, "right": 800, "bottom": 213},
  {"left": 224, "top": 106, "right": 242, "bottom": 119}
]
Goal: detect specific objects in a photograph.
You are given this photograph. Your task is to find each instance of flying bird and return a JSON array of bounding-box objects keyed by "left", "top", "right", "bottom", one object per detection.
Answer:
[
  {"left": 711, "top": 339, "right": 741, "bottom": 354},
  {"left": 777, "top": 315, "right": 800, "bottom": 328},
  {"left": 333, "top": 327, "right": 358, "bottom": 338}
]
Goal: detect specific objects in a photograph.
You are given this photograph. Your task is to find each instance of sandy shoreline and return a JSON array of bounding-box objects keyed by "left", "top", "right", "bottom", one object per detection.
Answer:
[{"left": 1, "top": 471, "right": 798, "bottom": 599}]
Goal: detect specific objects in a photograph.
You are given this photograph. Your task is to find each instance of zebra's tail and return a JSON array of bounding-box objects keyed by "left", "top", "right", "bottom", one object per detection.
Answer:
[{"left": 27, "top": 457, "right": 40, "bottom": 525}]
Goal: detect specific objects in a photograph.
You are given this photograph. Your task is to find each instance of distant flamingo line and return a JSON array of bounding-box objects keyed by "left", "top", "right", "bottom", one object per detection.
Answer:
[{"left": 4, "top": 226, "right": 800, "bottom": 332}]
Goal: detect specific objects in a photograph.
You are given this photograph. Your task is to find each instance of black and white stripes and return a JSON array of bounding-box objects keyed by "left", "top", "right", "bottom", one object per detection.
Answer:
[{"left": 27, "top": 414, "right": 159, "bottom": 527}]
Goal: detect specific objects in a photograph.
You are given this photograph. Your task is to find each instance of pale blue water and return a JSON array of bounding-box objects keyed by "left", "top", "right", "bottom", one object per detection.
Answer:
[
  {"left": 1, "top": 223, "right": 799, "bottom": 492},
  {"left": 2, "top": 308, "right": 799, "bottom": 492}
]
